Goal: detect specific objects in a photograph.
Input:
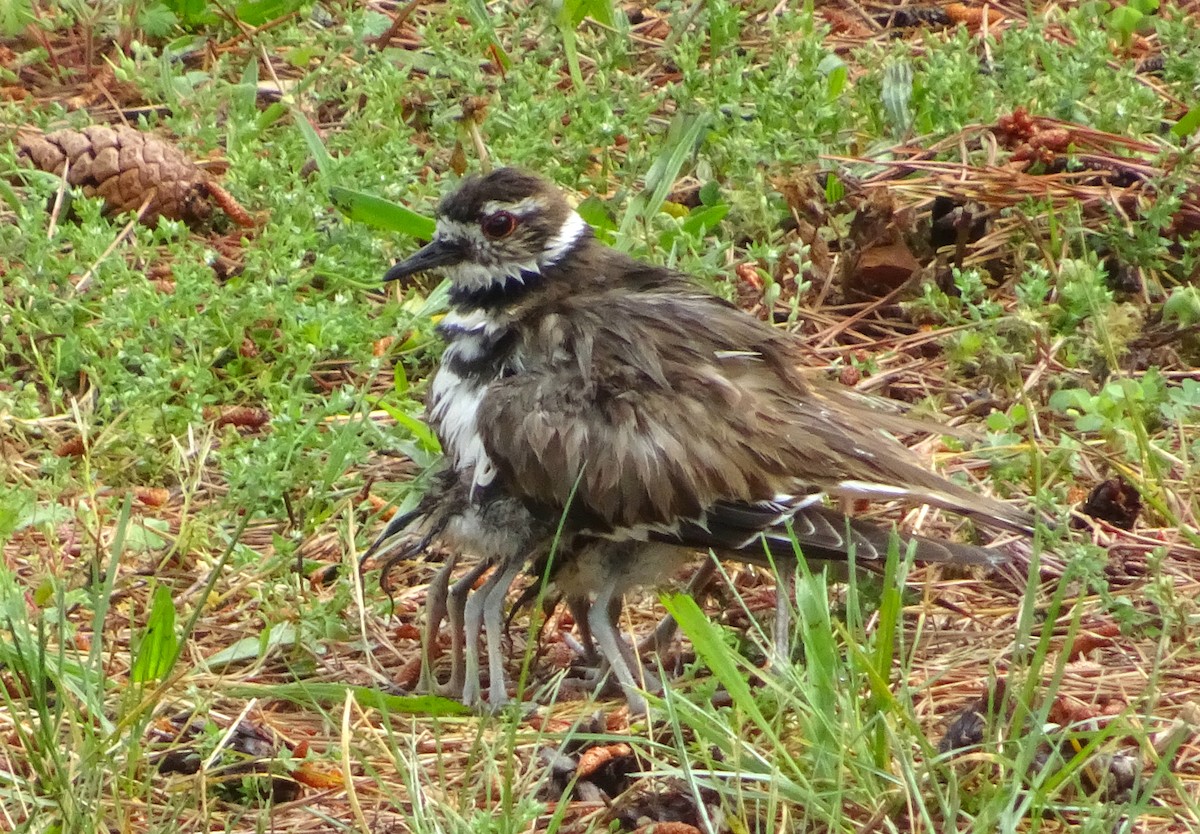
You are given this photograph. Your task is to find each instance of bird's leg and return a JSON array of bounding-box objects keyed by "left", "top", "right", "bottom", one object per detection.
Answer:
[
  {"left": 483, "top": 558, "right": 527, "bottom": 707},
  {"left": 461, "top": 559, "right": 515, "bottom": 707},
  {"left": 569, "top": 593, "right": 617, "bottom": 692},
  {"left": 442, "top": 559, "right": 492, "bottom": 699},
  {"left": 418, "top": 553, "right": 457, "bottom": 694},
  {"left": 565, "top": 594, "right": 600, "bottom": 664},
  {"left": 636, "top": 560, "right": 717, "bottom": 659},
  {"left": 773, "top": 564, "right": 796, "bottom": 667},
  {"left": 588, "top": 587, "right": 659, "bottom": 715}
]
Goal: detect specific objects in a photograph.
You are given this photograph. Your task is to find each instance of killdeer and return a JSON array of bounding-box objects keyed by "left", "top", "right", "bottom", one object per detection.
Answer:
[{"left": 370, "top": 168, "right": 1036, "bottom": 713}]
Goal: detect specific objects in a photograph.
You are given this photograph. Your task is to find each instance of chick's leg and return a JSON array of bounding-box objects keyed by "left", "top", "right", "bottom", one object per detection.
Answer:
[
  {"left": 565, "top": 594, "right": 599, "bottom": 664},
  {"left": 588, "top": 585, "right": 660, "bottom": 715},
  {"left": 482, "top": 557, "right": 527, "bottom": 707},
  {"left": 418, "top": 553, "right": 457, "bottom": 693},
  {"left": 773, "top": 566, "right": 796, "bottom": 667},
  {"left": 636, "top": 559, "right": 718, "bottom": 658},
  {"left": 442, "top": 558, "right": 492, "bottom": 699},
  {"left": 461, "top": 558, "right": 521, "bottom": 707}
]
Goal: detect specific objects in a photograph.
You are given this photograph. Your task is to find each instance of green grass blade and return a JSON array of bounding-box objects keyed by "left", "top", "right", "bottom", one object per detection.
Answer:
[
  {"left": 617, "top": 111, "right": 712, "bottom": 249},
  {"left": 1171, "top": 103, "right": 1200, "bottom": 138},
  {"left": 792, "top": 567, "right": 841, "bottom": 774},
  {"left": 556, "top": 0, "right": 585, "bottom": 89},
  {"left": 330, "top": 186, "right": 437, "bottom": 237},
  {"left": 0, "top": 177, "right": 22, "bottom": 215},
  {"left": 130, "top": 584, "right": 179, "bottom": 684},
  {"left": 370, "top": 397, "right": 442, "bottom": 452},
  {"left": 882, "top": 59, "right": 913, "bottom": 138},
  {"left": 873, "top": 534, "right": 902, "bottom": 689},
  {"left": 462, "top": 0, "right": 511, "bottom": 70},
  {"left": 204, "top": 621, "right": 296, "bottom": 667},
  {"left": 291, "top": 105, "right": 334, "bottom": 176},
  {"left": 661, "top": 591, "right": 768, "bottom": 729},
  {"left": 226, "top": 681, "right": 472, "bottom": 716}
]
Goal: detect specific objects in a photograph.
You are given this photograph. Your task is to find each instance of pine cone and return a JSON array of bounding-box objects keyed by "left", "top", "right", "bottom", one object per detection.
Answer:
[{"left": 17, "top": 125, "right": 253, "bottom": 228}]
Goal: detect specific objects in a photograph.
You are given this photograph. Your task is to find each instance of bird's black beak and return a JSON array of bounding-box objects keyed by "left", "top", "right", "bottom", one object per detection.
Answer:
[{"left": 384, "top": 238, "right": 464, "bottom": 283}]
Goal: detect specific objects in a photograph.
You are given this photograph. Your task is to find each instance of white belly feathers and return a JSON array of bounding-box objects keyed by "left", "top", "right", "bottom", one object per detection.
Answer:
[
  {"left": 429, "top": 365, "right": 495, "bottom": 496},
  {"left": 428, "top": 309, "right": 507, "bottom": 498}
]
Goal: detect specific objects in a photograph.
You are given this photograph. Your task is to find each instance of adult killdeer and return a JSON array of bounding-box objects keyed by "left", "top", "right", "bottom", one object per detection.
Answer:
[{"left": 369, "top": 168, "right": 1036, "bottom": 712}]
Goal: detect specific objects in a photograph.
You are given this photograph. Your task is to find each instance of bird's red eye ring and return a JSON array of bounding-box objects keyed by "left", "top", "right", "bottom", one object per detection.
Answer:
[{"left": 481, "top": 211, "right": 518, "bottom": 239}]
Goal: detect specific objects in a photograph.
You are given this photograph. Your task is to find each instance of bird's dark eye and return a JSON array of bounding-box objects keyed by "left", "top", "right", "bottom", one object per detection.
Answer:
[{"left": 481, "top": 211, "right": 518, "bottom": 239}]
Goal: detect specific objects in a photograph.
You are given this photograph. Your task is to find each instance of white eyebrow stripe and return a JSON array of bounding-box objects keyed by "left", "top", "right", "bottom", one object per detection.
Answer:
[{"left": 481, "top": 196, "right": 544, "bottom": 217}]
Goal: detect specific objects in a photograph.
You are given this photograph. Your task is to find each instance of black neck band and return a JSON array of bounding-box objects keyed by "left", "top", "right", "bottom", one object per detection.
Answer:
[{"left": 448, "top": 268, "right": 545, "bottom": 312}]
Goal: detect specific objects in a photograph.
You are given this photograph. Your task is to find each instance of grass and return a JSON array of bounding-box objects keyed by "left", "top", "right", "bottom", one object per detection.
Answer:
[{"left": 2, "top": 0, "right": 1200, "bottom": 831}]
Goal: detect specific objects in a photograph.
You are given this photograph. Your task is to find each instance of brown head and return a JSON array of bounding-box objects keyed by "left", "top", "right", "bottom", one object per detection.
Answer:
[{"left": 384, "top": 169, "right": 591, "bottom": 298}]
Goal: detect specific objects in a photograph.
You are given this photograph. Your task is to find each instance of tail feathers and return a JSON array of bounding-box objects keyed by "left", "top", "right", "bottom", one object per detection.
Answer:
[
  {"left": 653, "top": 503, "right": 1009, "bottom": 567},
  {"left": 830, "top": 480, "right": 1040, "bottom": 537},
  {"left": 774, "top": 505, "right": 1007, "bottom": 566}
]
